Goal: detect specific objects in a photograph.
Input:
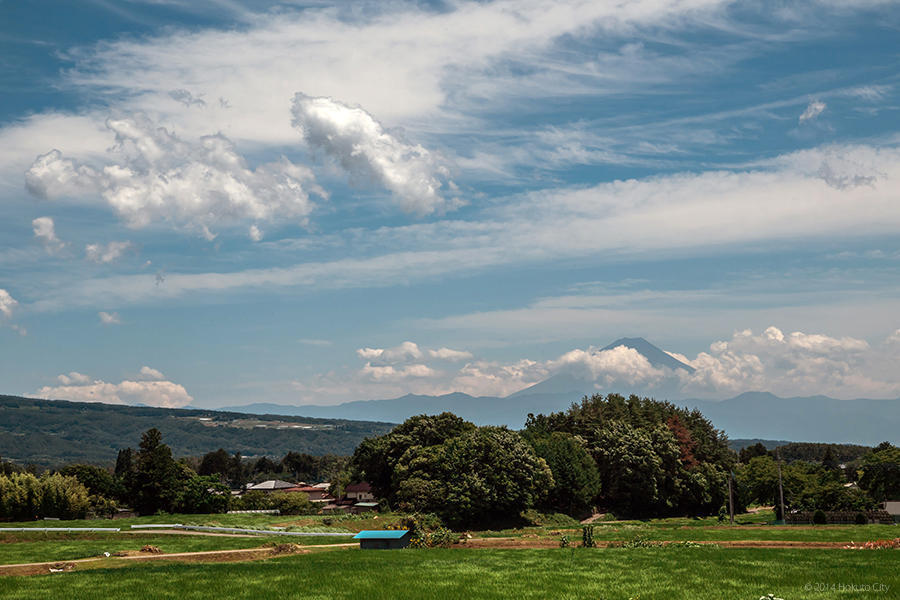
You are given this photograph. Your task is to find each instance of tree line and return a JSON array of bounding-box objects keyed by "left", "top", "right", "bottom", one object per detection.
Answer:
[{"left": 2, "top": 393, "right": 897, "bottom": 526}]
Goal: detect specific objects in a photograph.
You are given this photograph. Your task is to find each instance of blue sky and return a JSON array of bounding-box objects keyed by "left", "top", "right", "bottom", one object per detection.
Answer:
[{"left": 2, "top": 0, "right": 900, "bottom": 409}]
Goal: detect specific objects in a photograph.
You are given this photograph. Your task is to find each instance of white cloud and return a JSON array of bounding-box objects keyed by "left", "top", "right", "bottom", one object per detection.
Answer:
[
  {"left": 360, "top": 362, "right": 438, "bottom": 382},
  {"left": 291, "top": 94, "right": 458, "bottom": 215},
  {"left": 57, "top": 371, "right": 91, "bottom": 385},
  {"left": 26, "top": 115, "right": 325, "bottom": 238},
  {"left": 248, "top": 225, "right": 263, "bottom": 242},
  {"left": 799, "top": 100, "right": 826, "bottom": 122},
  {"left": 428, "top": 347, "right": 474, "bottom": 361},
  {"left": 23, "top": 141, "right": 900, "bottom": 313},
  {"left": 38, "top": 370, "right": 193, "bottom": 408},
  {"left": 292, "top": 324, "right": 900, "bottom": 403},
  {"left": 98, "top": 311, "right": 122, "bottom": 325},
  {"left": 679, "top": 326, "right": 895, "bottom": 398},
  {"left": 550, "top": 345, "right": 666, "bottom": 386},
  {"left": 356, "top": 341, "right": 423, "bottom": 363},
  {"left": 139, "top": 366, "right": 166, "bottom": 380},
  {"left": 32, "top": 217, "right": 66, "bottom": 254},
  {"left": 0, "top": 289, "right": 17, "bottom": 319},
  {"left": 449, "top": 359, "right": 549, "bottom": 397},
  {"left": 86, "top": 241, "right": 134, "bottom": 264}
]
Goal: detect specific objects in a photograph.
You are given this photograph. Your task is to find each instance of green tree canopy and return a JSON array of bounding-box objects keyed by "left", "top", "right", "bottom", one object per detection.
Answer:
[{"left": 526, "top": 431, "right": 599, "bottom": 516}]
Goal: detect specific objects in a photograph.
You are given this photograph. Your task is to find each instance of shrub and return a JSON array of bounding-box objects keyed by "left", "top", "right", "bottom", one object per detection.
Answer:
[
  {"left": 560, "top": 535, "right": 570, "bottom": 548},
  {"left": 581, "top": 525, "right": 595, "bottom": 548},
  {"left": 854, "top": 512, "right": 868, "bottom": 525},
  {"left": 813, "top": 509, "right": 827, "bottom": 525},
  {"left": 0, "top": 472, "right": 90, "bottom": 520},
  {"left": 89, "top": 495, "right": 118, "bottom": 519},
  {"left": 269, "top": 492, "right": 316, "bottom": 515},
  {"left": 521, "top": 509, "right": 580, "bottom": 528},
  {"left": 232, "top": 490, "right": 270, "bottom": 510}
]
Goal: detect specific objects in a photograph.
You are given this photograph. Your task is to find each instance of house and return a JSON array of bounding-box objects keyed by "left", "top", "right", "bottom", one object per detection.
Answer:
[
  {"left": 345, "top": 482, "right": 375, "bottom": 502},
  {"left": 351, "top": 502, "right": 379, "bottom": 514},
  {"left": 884, "top": 501, "right": 900, "bottom": 522},
  {"left": 353, "top": 530, "right": 412, "bottom": 550},
  {"left": 245, "top": 480, "right": 298, "bottom": 493},
  {"left": 281, "top": 485, "right": 334, "bottom": 504}
]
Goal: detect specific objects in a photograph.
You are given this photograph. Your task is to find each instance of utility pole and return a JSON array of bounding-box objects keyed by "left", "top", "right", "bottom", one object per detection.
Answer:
[
  {"left": 776, "top": 450, "right": 786, "bottom": 524},
  {"left": 728, "top": 471, "right": 735, "bottom": 525}
]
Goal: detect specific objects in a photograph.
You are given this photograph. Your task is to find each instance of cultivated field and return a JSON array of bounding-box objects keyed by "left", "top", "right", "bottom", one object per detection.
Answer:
[{"left": 1, "top": 512, "right": 897, "bottom": 599}]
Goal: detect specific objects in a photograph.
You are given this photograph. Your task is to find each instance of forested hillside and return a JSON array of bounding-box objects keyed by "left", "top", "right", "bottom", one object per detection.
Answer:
[{"left": 0, "top": 395, "right": 394, "bottom": 467}]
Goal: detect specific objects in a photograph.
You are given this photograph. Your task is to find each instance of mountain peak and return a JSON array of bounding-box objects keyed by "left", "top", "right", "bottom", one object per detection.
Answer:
[{"left": 601, "top": 337, "right": 695, "bottom": 373}]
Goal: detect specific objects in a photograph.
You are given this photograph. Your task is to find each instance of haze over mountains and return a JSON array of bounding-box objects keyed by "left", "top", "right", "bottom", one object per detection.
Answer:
[{"left": 224, "top": 338, "right": 900, "bottom": 446}]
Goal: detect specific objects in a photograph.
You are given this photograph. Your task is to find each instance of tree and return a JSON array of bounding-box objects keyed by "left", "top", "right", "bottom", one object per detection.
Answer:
[
  {"left": 527, "top": 432, "right": 600, "bottom": 516},
  {"left": 351, "top": 413, "right": 476, "bottom": 503},
  {"left": 591, "top": 421, "right": 665, "bottom": 516},
  {"left": 739, "top": 442, "right": 770, "bottom": 464},
  {"left": 198, "top": 448, "right": 231, "bottom": 479},
  {"left": 859, "top": 443, "right": 900, "bottom": 502},
  {"left": 59, "top": 464, "right": 121, "bottom": 499},
  {"left": 392, "top": 426, "right": 553, "bottom": 528},
  {"left": 0, "top": 472, "right": 90, "bottom": 520},
  {"left": 253, "top": 456, "right": 279, "bottom": 475},
  {"left": 130, "top": 428, "right": 184, "bottom": 515},
  {"left": 176, "top": 475, "right": 230, "bottom": 514}
]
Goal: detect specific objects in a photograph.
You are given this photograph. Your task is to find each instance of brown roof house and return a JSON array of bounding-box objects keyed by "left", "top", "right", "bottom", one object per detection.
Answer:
[{"left": 345, "top": 482, "right": 375, "bottom": 502}]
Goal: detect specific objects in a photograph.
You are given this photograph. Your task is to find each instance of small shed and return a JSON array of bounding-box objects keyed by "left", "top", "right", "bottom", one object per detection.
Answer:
[{"left": 353, "top": 530, "right": 412, "bottom": 550}]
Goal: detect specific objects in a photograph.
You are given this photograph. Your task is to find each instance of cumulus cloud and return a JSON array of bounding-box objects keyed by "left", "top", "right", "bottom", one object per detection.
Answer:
[
  {"left": 357, "top": 341, "right": 424, "bottom": 363},
  {"left": 248, "top": 225, "right": 263, "bottom": 242},
  {"left": 295, "top": 326, "right": 900, "bottom": 404},
  {"left": 360, "top": 362, "right": 438, "bottom": 382},
  {"left": 0, "top": 289, "right": 17, "bottom": 319},
  {"left": 86, "top": 241, "right": 134, "bottom": 263},
  {"left": 449, "top": 359, "right": 549, "bottom": 397},
  {"left": 550, "top": 345, "right": 666, "bottom": 386},
  {"left": 32, "top": 217, "right": 66, "bottom": 254},
  {"left": 679, "top": 326, "right": 894, "bottom": 398},
  {"left": 292, "top": 94, "right": 458, "bottom": 215},
  {"left": 26, "top": 115, "right": 325, "bottom": 238},
  {"left": 799, "top": 100, "right": 826, "bottom": 122},
  {"left": 57, "top": 372, "right": 91, "bottom": 385},
  {"left": 428, "top": 347, "right": 474, "bottom": 361},
  {"left": 138, "top": 366, "right": 166, "bottom": 380},
  {"left": 98, "top": 311, "right": 121, "bottom": 325},
  {"left": 38, "top": 370, "right": 192, "bottom": 408}
]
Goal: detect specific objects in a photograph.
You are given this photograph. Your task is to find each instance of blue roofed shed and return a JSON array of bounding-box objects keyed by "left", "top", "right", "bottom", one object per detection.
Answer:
[{"left": 353, "top": 529, "right": 413, "bottom": 550}]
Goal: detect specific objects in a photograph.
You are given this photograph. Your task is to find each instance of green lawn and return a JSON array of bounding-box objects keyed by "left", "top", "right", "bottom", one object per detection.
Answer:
[
  {"left": 0, "top": 532, "right": 352, "bottom": 565},
  {"left": 1, "top": 548, "right": 898, "bottom": 599},
  {"left": 0, "top": 512, "right": 403, "bottom": 532}
]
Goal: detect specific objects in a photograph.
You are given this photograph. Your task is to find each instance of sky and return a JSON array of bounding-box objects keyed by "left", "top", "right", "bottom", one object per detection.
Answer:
[{"left": 2, "top": 0, "right": 900, "bottom": 409}]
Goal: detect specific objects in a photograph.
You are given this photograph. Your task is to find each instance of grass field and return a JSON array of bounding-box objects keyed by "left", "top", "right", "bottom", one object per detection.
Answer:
[
  {"left": 1, "top": 547, "right": 898, "bottom": 599},
  {"left": 0, "top": 532, "right": 352, "bottom": 565}
]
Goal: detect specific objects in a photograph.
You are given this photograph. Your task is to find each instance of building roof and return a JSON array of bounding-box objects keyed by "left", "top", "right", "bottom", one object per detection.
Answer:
[
  {"left": 345, "top": 482, "right": 372, "bottom": 493},
  {"left": 293, "top": 485, "right": 328, "bottom": 493},
  {"left": 354, "top": 502, "right": 379, "bottom": 507},
  {"left": 246, "top": 480, "right": 297, "bottom": 491},
  {"left": 353, "top": 530, "right": 411, "bottom": 540}
]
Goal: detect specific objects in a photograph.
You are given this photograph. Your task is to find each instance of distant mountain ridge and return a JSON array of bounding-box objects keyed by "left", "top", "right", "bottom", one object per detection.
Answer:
[
  {"left": 0, "top": 395, "right": 393, "bottom": 467},
  {"left": 223, "top": 391, "right": 900, "bottom": 446},
  {"left": 223, "top": 339, "right": 899, "bottom": 446}
]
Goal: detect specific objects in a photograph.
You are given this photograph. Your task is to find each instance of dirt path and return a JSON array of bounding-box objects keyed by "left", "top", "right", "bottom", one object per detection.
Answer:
[
  {"left": 0, "top": 542, "right": 357, "bottom": 577},
  {"left": 462, "top": 537, "right": 852, "bottom": 550},
  {"left": 120, "top": 529, "right": 259, "bottom": 538}
]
